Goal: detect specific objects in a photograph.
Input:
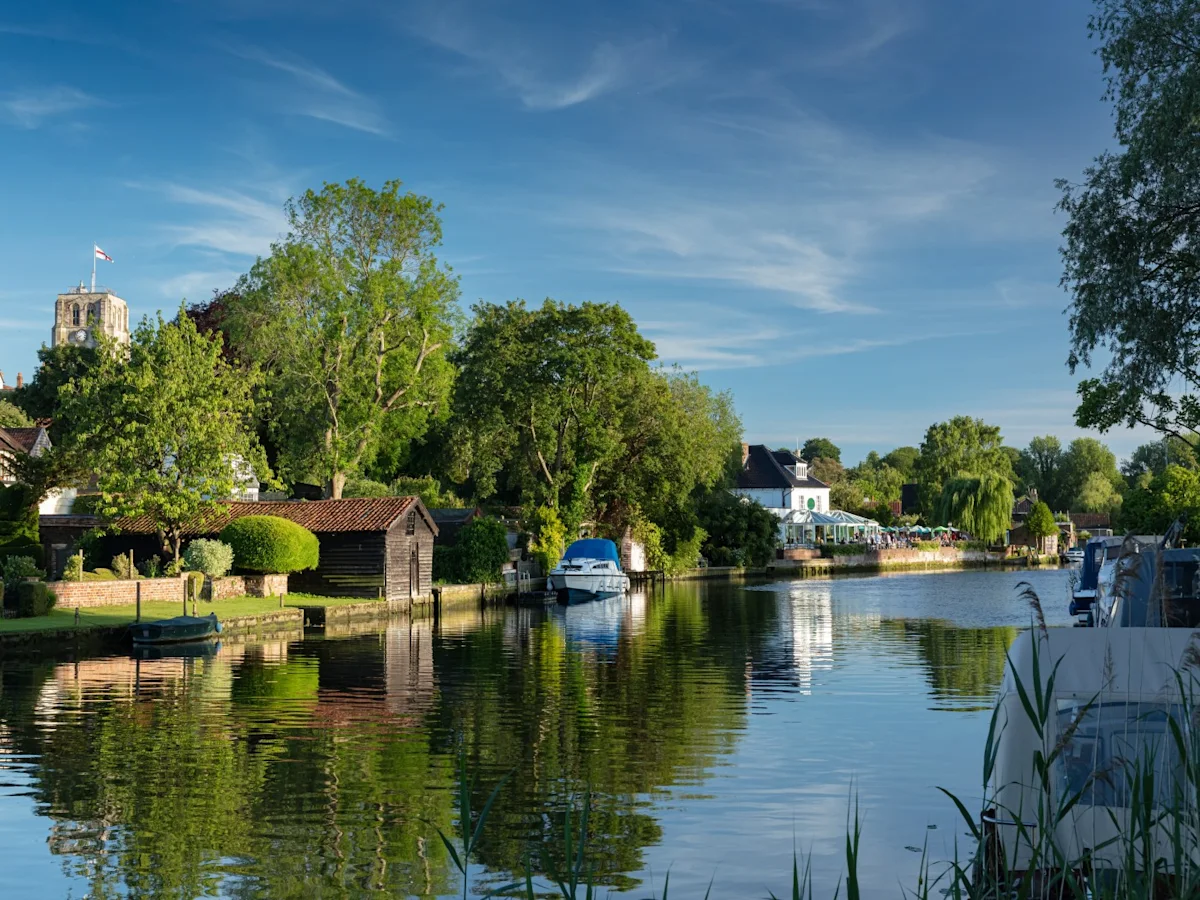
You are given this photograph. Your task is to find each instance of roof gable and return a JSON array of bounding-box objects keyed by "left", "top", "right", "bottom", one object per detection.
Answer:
[{"left": 736, "top": 444, "right": 829, "bottom": 490}]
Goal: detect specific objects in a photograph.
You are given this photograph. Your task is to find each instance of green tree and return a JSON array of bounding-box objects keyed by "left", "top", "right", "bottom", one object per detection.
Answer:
[
  {"left": 450, "top": 299, "right": 656, "bottom": 526},
  {"left": 809, "top": 456, "right": 845, "bottom": 487},
  {"left": 1076, "top": 470, "right": 1123, "bottom": 517},
  {"left": 227, "top": 178, "right": 458, "bottom": 499},
  {"left": 936, "top": 472, "right": 1014, "bottom": 543},
  {"left": 916, "top": 417, "right": 1013, "bottom": 518},
  {"left": 696, "top": 491, "right": 778, "bottom": 567},
  {"left": 1017, "top": 436, "right": 1064, "bottom": 508},
  {"left": 0, "top": 401, "right": 31, "bottom": 428},
  {"left": 1060, "top": 437, "right": 1122, "bottom": 508},
  {"left": 882, "top": 446, "right": 919, "bottom": 479},
  {"left": 801, "top": 437, "right": 840, "bottom": 463},
  {"left": 1059, "top": 0, "right": 1200, "bottom": 446},
  {"left": 1123, "top": 437, "right": 1199, "bottom": 483},
  {"left": 444, "top": 517, "right": 509, "bottom": 583},
  {"left": 59, "top": 311, "right": 271, "bottom": 561},
  {"left": 1024, "top": 500, "right": 1059, "bottom": 552},
  {"left": 1122, "top": 464, "right": 1200, "bottom": 541},
  {"left": 12, "top": 343, "right": 100, "bottom": 443}
]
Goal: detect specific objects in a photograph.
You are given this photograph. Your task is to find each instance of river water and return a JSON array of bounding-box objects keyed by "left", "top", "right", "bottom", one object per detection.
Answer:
[{"left": 0, "top": 568, "right": 1071, "bottom": 899}]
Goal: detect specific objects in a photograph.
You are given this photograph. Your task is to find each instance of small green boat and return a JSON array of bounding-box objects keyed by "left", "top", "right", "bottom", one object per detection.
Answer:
[{"left": 130, "top": 612, "right": 221, "bottom": 645}]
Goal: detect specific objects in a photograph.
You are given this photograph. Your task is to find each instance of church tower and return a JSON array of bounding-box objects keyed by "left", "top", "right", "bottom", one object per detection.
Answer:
[{"left": 52, "top": 283, "right": 131, "bottom": 349}]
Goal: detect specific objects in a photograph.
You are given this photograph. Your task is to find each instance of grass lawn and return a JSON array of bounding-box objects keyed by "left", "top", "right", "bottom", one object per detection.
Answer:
[
  {"left": 284, "top": 593, "right": 379, "bottom": 608},
  {"left": 0, "top": 596, "right": 298, "bottom": 635}
]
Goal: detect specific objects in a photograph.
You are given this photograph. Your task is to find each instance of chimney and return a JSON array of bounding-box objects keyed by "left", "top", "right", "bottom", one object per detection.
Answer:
[
  {"left": 15, "top": 372, "right": 22, "bottom": 389},
  {"left": 741, "top": 442, "right": 750, "bottom": 465},
  {"left": 1029, "top": 487, "right": 1039, "bottom": 504}
]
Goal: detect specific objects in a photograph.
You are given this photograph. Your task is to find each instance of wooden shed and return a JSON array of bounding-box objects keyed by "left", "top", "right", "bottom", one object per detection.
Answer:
[{"left": 113, "top": 497, "right": 439, "bottom": 603}]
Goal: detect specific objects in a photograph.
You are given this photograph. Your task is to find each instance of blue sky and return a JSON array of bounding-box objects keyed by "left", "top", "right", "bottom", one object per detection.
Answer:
[{"left": 0, "top": 0, "right": 1142, "bottom": 464}]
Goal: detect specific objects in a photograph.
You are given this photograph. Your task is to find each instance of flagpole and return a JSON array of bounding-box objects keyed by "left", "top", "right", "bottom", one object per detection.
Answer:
[{"left": 91, "top": 244, "right": 96, "bottom": 293}]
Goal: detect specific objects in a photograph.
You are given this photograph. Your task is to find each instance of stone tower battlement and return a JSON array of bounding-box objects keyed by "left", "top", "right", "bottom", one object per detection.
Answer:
[{"left": 52, "top": 283, "right": 130, "bottom": 349}]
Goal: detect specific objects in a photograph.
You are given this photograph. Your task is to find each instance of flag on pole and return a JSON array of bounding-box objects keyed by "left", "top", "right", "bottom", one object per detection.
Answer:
[{"left": 94, "top": 245, "right": 113, "bottom": 262}]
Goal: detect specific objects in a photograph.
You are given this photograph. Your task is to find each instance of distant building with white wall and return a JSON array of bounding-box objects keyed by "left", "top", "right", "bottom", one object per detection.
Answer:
[{"left": 732, "top": 444, "right": 831, "bottom": 517}]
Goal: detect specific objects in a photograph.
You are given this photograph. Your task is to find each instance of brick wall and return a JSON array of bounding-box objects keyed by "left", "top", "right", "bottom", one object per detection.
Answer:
[
  {"left": 49, "top": 576, "right": 185, "bottom": 608},
  {"left": 209, "top": 576, "right": 246, "bottom": 601}
]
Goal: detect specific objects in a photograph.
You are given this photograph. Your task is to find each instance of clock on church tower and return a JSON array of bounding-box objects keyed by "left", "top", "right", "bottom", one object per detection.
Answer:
[{"left": 52, "top": 283, "right": 131, "bottom": 350}]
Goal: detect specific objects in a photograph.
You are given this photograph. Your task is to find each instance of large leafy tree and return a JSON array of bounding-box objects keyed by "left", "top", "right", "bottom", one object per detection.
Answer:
[
  {"left": 226, "top": 179, "right": 458, "bottom": 498},
  {"left": 59, "top": 311, "right": 271, "bottom": 560},
  {"left": 1123, "top": 464, "right": 1200, "bottom": 541},
  {"left": 883, "top": 446, "right": 919, "bottom": 479},
  {"left": 801, "top": 437, "right": 841, "bottom": 463},
  {"left": 449, "top": 299, "right": 656, "bottom": 523},
  {"left": 1017, "top": 436, "right": 1065, "bottom": 508},
  {"left": 1059, "top": 0, "right": 1200, "bottom": 444},
  {"left": 936, "top": 472, "right": 1014, "bottom": 544},
  {"left": 915, "top": 416, "right": 1013, "bottom": 518},
  {"left": 12, "top": 343, "right": 100, "bottom": 442},
  {"left": 0, "top": 401, "right": 30, "bottom": 428},
  {"left": 1077, "top": 470, "right": 1123, "bottom": 516},
  {"left": 697, "top": 492, "right": 779, "bottom": 567},
  {"left": 1123, "top": 436, "right": 1199, "bottom": 484},
  {"left": 1059, "top": 437, "right": 1123, "bottom": 509}
]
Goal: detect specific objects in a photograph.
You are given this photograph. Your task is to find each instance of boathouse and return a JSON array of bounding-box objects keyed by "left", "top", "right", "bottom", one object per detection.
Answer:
[{"left": 110, "top": 497, "right": 439, "bottom": 603}]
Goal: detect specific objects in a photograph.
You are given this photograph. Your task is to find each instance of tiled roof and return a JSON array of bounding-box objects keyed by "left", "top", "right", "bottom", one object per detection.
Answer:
[
  {"left": 428, "top": 507, "right": 481, "bottom": 524},
  {"left": 2, "top": 427, "right": 46, "bottom": 453},
  {"left": 115, "top": 496, "right": 437, "bottom": 536},
  {"left": 736, "top": 444, "right": 829, "bottom": 490},
  {"left": 0, "top": 429, "right": 23, "bottom": 456}
]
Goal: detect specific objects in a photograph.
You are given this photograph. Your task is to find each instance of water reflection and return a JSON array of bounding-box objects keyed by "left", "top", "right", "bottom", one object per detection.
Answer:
[{"left": 0, "top": 570, "right": 1067, "bottom": 899}]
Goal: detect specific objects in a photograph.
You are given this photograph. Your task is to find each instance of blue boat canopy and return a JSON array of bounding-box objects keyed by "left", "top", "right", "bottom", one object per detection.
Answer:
[{"left": 562, "top": 538, "right": 621, "bottom": 565}]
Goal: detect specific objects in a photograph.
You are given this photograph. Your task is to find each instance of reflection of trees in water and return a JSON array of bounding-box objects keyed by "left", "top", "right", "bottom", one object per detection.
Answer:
[
  {"left": 0, "top": 632, "right": 458, "bottom": 900},
  {"left": 878, "top": 619, "right": 1019, "bottom": 708},
  {"left": 428, "top": 583, "right": 780, "bottom": 890},
  {"left": 0, "top": 586, "right": 784, "bottom": 897}
]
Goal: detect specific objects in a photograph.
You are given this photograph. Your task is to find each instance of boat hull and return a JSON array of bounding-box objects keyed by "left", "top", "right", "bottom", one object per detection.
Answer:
[
  {"left": 547, "top": 573, "right": 629, "bottom": 605},
  {"left": 130, "top": 613, "right": 221, "bottom": 645}
]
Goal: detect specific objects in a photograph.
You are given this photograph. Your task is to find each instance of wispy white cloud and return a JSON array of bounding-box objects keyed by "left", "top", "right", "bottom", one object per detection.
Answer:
[
  {"left": 159, "top": 269, "right": 245, "bottom": 301},
  {"left": 224, "top": 44, "right": 389, "bottom": 135},
  {"left": 133, "top": 182, "right": 290, "bottom": 256},
  {"left": 405, "top": 4, "right": 690, "bottom": 111},
  {"left": 0, "top": 86, "right": 102, "bottom": 128}
]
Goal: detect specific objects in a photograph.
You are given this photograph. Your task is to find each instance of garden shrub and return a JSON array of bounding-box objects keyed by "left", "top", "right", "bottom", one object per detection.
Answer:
[
  {"left": 220, "top": 516, "right": 319, "bottom": 574},
  {"left": 432, "top": 545, "right": 456, "bottom": 584},
  {"left": 915, "top": 540, "right": 941, "bottom": 552},
  {"left": 139, "top": 556, "right": 164, "bottom": 579},
  {"left": 111, "top": 554, "right": 136, "bottom": 580},
  {"left": 83, "top": 568, "right": 118, "bottom": 581},
  {"left": 62, "top": 554, "right": 83, "bottom": 581},
  {"left": 2, "top": 555, "right": 44, "bottom": 588},
  {"left": 526, "top": 505, "right": 566, "bottom": 574},
  {"left": 186, "top": 571, "right": 205, "bottom": 601},
  {"left": 452, "top": 517, "right": 509, "bottom": 583},
  {"left": 183, "top": 539, "right": 234, "bottom": 577},
  {"left": 15, "top": 581, "right": 56, "bottom": 618}
]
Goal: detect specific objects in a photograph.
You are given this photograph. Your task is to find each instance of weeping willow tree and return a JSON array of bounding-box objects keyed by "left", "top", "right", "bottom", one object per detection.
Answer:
[{"left": 937, "top": 471, "right": 1013, "bottom": 543}]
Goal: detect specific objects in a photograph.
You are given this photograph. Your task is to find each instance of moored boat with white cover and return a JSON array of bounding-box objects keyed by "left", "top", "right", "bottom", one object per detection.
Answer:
[{"left": 547, "top": 539, "right": 629, "bottom": 605}]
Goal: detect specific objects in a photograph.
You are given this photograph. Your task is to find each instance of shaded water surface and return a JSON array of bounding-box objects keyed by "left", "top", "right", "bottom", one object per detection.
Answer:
[{"left": 0, "top": 568, "right": 1070, "bottom": 899}]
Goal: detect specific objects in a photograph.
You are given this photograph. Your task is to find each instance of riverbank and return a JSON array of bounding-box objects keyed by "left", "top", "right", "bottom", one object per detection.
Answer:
[{"left": 673, "top": 548, "right": 1057, "bottom": 581}]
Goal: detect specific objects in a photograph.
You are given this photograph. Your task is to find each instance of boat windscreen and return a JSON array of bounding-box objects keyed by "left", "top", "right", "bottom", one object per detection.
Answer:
[
  {"left": 562, "top": 538, "right": 621, "bottom": 565},
  {"left": 1056, "top": 701, "right": 1184, "bottom": 808}
]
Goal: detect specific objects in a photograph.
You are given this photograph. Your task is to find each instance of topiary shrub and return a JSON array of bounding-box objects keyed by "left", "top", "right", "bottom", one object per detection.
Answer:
[
  {"left": 15, "top": 581, "right": 56, "bottom": 618},
  {"left": 183, "top": 539, "right": 233, "bottom": 577},
  {"left": 83, "top": 568, "right": 118, "bottom": 581},
  {"left": 219, "top": 516, "right": 319, "bottom": 574},
  {"left": 186, "top": 571, "right": 205, "bottom": 601}
]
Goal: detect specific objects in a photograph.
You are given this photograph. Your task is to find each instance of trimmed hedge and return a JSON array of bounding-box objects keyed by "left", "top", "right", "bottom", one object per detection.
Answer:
[
  {"left": 219, "top": 516, "right": 319, "bottom": 575},
  {"left": 15, "top": 581, "right": 56, "bottom": 618}
]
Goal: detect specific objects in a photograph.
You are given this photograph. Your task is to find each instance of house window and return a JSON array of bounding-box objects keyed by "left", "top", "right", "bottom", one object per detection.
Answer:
[
  {"left": 406, "top": 511, "right": 416, "bottom": 535},
  {"left": 71, "top": 304, "right": 81, "bottom": 326}
]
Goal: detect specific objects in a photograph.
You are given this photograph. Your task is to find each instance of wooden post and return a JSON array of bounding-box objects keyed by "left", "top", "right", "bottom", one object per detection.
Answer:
[
  {"left": 77, "top": 550, "right": 84, "bottom": 582},
  {"left": 136, "top": 581, "right": 141, "bottom": 623}
]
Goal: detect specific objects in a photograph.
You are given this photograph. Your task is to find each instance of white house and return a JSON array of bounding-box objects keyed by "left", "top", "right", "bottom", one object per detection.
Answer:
[
  {"left": 0, "top": 426, "right": 77, "bottom": 514},
  {"left": 732, "top": 444, "right": 831, "bottom": 517}
]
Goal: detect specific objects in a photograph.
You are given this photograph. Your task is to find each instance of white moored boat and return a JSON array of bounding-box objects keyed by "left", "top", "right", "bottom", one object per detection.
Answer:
[{"left": 547, "top": 539, "right": 630, "bottom": 605}]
